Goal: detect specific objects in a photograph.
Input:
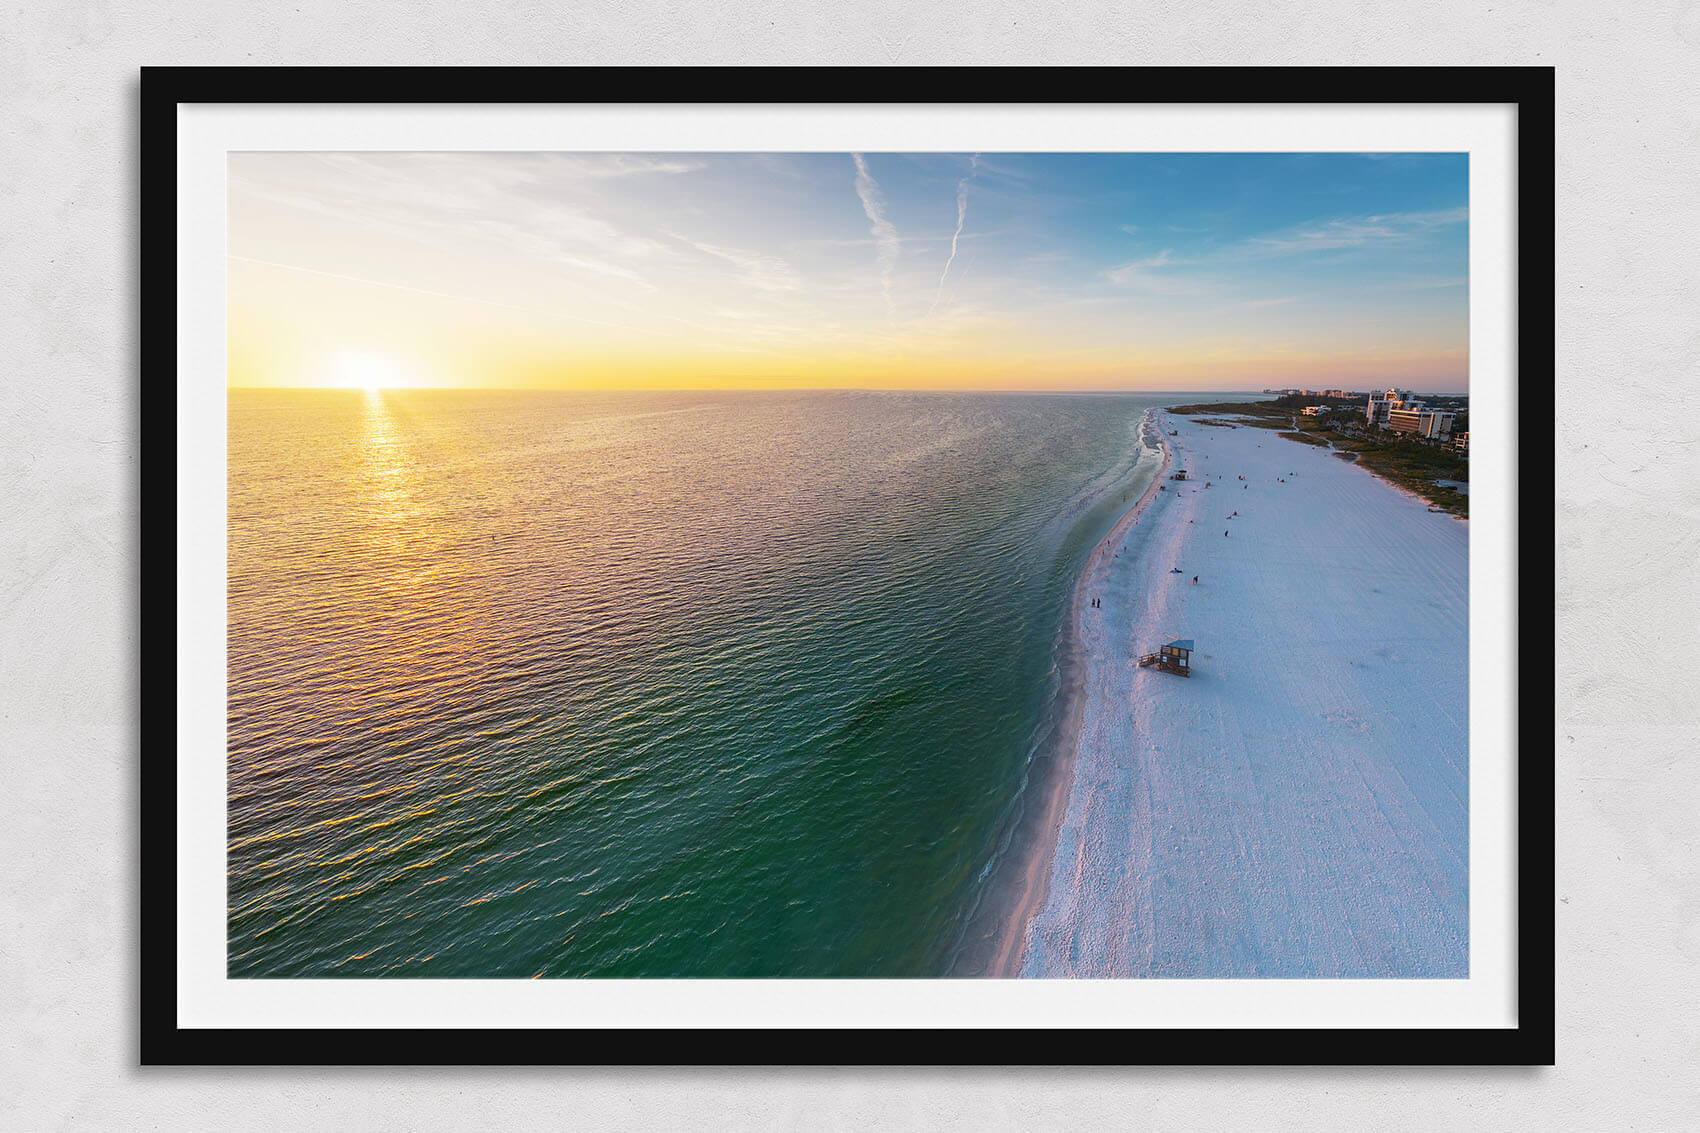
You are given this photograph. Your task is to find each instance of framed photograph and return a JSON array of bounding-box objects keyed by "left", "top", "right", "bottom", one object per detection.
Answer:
[{"left": 145, "top": 66, "right": 1555, "bottom": 1064}]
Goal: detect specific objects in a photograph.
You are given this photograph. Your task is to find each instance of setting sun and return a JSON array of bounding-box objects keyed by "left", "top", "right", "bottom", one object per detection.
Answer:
[{"left": 329, "top": 349, "right": 408, "bottom": 391}]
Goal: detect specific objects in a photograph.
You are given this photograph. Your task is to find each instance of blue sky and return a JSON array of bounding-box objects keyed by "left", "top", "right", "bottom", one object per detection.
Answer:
[{"left": 228, "top": 151, "right": 1469, "bottom": 391}]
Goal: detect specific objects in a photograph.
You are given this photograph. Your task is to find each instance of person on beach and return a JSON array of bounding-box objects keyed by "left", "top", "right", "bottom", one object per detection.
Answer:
[{"left": 1192, "top": 575, "right": 1198, "bottom": 584}]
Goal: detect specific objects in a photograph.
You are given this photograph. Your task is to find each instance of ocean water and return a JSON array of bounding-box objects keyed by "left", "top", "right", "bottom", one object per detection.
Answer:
[{"left": 227, "top": 388, "right": 1223, "bottom": 978}]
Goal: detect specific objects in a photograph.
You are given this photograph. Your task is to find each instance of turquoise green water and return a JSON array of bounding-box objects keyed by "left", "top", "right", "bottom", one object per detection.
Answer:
[{"left": 226, "top": 389, "right": 1226, "bottom": 978}]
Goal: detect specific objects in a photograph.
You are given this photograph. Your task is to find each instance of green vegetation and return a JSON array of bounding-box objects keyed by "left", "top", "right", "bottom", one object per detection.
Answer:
[
  {"left": 1170, "top": 401, "right": 1293, "bottom": 422},
  {"left": 1168, "top": 399, "right": 1469, "bottom": 517},
  {"left": 1333, "top": 434, "right": 1470, "bottom": 516}
]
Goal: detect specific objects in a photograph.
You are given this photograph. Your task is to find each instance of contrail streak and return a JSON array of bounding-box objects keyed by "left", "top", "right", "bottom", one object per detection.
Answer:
[
  {"left": 852, "top": 153, "right": 900, "bottom": 317},
  {"left": 930, "top": 154, "right": 979, "bottom": 316}
]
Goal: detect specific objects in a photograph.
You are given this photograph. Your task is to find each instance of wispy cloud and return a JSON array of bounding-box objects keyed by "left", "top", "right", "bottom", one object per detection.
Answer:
[
  {"left": 930, "top": 154, "right": 980, "bottom": 316},
  {"left": 232, "top": 153, "right": 681, "bottom": 293},
  {"left": 966, "top": 155, "right": 1037, "bottom": 186},
  {"left": 228, "top": 253, "right": 659, "bottom": 334},
  {"left": 550, "top": 253, "right": 658, "bottom": 290},
  {"left": 542, "top": 154, "right": 706, "bottom": 178},
  {"left": 1245, "top": 207, "right": 1468, "bottom": 255},
  {"left": 1104, "top": 249, "right": 1181, "bottom": 285},
  {"left": 852, "top": 153, "right": 900, "bottom": 316},
  {"left": 1368, "top": 275, "right": 1468, "bottom": 292},
  {"left": 668, "top": 233, "right": 801, "bottom": 293}
]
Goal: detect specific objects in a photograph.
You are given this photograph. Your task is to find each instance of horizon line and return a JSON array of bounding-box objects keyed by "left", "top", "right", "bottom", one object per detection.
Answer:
[{"left": 226, "top": 384, "right": 1471, "bottom": 396}]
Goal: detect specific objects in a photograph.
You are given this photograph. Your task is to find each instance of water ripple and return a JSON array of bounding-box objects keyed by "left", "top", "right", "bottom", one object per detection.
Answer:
[{"left": 227, "top": 388, "right": 1171, "bottom": 978}]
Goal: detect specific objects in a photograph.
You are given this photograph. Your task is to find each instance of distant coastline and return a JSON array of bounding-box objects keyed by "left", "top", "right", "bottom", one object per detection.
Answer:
[{"left": 1167, "top": 398, "right": 1470, "bottom": 517}]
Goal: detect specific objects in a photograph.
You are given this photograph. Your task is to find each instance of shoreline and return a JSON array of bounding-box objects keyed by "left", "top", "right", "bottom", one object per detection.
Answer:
[{"left": 978, "top": 410, "right": 1173, "bottom": 978}]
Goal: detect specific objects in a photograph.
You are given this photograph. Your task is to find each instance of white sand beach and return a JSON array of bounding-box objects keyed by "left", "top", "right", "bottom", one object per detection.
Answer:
[{"left": 1018, "top": 409, "right": 1469, "bottom": 978}]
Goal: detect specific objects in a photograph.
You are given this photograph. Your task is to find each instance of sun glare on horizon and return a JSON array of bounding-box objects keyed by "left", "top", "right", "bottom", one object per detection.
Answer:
[{"left": 329, "top": 350, "right": 410, "bottom": 391}]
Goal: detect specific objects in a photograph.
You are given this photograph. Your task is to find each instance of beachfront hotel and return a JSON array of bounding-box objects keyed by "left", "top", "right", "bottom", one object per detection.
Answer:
[
  {"left": 1388, "top": 405, "right": 1457, "bottom": 439},
  {"left": 1364, "top": 388, "right": 1416, "bottom": 428}
]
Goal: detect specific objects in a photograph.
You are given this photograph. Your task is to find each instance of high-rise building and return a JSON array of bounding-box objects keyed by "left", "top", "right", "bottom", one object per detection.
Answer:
[
  {"left": 1365, "top": 388, "right": 1417, "bottom": 427},
  {"left": 1388, "top": 407, "right": 1456, "bottom": 438},
  {"left": 1366, "top": 386, "right": 1407, "bottom": 425}
]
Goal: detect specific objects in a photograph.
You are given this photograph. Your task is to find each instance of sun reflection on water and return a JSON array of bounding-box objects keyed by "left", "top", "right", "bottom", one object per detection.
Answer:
[{"left": 358, "top": 389, "right": 434, "bottom": 554}]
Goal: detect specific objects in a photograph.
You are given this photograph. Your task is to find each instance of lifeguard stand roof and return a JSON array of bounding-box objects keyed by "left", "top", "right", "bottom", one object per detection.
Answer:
[{"left": 1166, "top": 639, "right": 1195, "bottom": 652}]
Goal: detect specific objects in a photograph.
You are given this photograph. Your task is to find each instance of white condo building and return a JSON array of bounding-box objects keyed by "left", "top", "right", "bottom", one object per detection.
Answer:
[
  {"left": 1388, "top": 406, "right": 1457, "bottom": 439},
  {"left": 1364, "top": 388, "right": 1416, "bottom": 428}
]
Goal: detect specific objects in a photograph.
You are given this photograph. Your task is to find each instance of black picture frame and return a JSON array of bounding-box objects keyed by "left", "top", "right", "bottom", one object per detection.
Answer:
[{"left": 141, "top": 65, "right": 1556, "bottom": 1066}]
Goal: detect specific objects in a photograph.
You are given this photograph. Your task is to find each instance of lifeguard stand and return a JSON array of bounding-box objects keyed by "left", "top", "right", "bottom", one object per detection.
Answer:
[{"left": 1138, "top": 638, "right": 1194, "bottom": 677}]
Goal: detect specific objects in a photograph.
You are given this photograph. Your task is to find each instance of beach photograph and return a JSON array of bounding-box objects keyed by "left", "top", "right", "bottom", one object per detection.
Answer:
[{"left": 225, "top": 149, "right": 1470, "bottom": 981}]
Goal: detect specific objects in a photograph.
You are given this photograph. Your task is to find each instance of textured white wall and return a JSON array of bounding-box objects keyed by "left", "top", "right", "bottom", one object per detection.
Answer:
[{"left": 2, "top": 2, "right": 1695, "bottom": 1127}]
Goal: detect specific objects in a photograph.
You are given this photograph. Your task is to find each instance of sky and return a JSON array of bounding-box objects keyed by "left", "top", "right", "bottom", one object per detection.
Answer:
[{"left": 227, "top": 151, "right": 1469, "bottom": 392}]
